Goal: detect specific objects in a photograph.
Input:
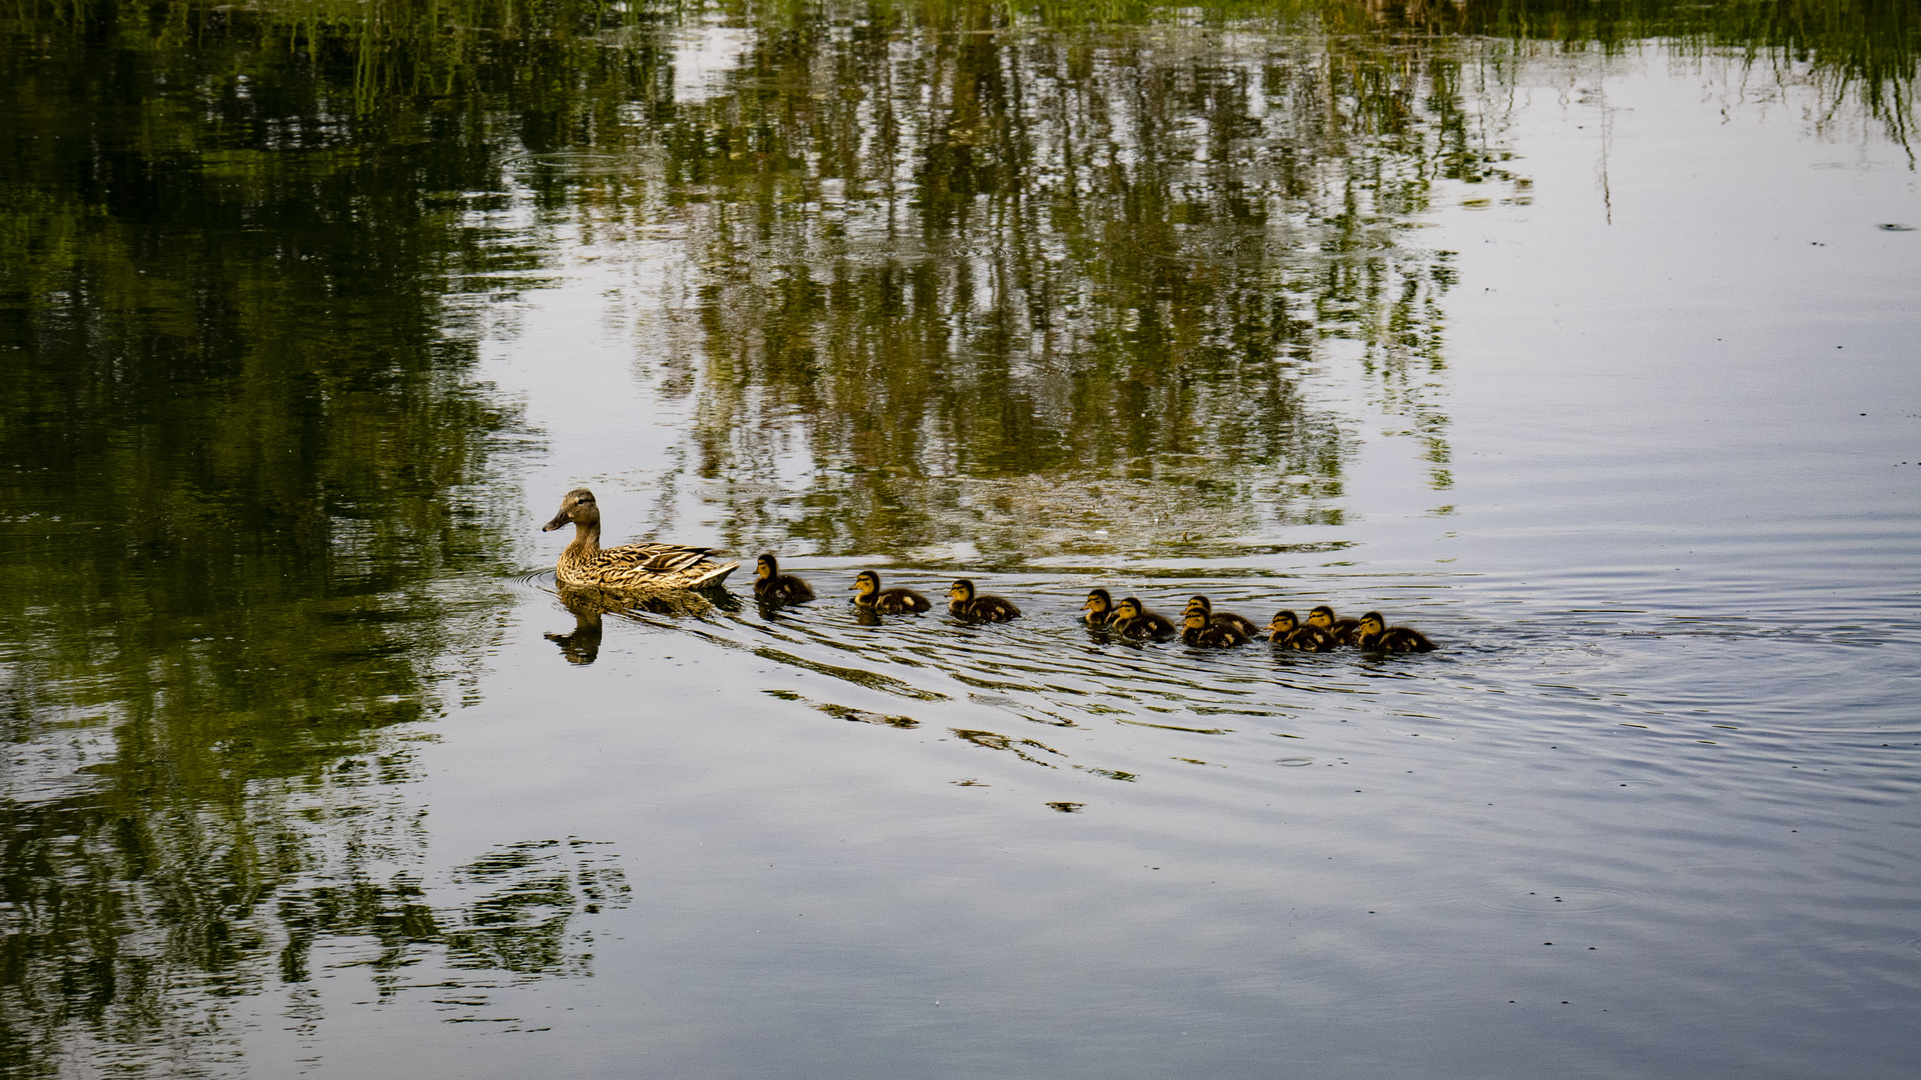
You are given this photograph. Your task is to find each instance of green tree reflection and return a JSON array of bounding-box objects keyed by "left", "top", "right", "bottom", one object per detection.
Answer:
[
  {"left": 641, "top": 2, "right": 1479, "bottom": 558},
  {"left": 0, "top": 0, "right": 1913, "bottom": 1073},
  {"left": 0, "top": 4, "right": 575, "bottom": 1074}
]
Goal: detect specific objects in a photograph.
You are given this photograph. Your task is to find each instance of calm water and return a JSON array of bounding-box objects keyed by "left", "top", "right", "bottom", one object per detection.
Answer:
[{"left": 3, "top": 1, "right": 1919, "bottom": 1076}]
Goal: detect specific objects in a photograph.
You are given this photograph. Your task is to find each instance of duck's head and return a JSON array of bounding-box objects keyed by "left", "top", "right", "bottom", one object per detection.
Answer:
[
  {"left": 1114, "top": 597, "right": 1145, "bottom": 620},
  {"left": 1082, "top": 588, "right": 1115, "bottom": 614},
  {"left": 1358, "top": 612, "right": 1387, "bottom": 637},
  {"left": 1184, "top": 595, "right": 1213, "bottom": 616},
  {"left": 543, "top": 488, "right": 599, "bottom": 531},
  {"left": 1183, "top": 610, "right": 1209, "bottom": 631},
  {"left": 1306, "top": 605, "right": 1337, "bottom": 628},
  {"left": 852, "top": 570, "right": 882, "bottom": 599},
  {"left": 949, "top": 579, "right": 977, "bottom": 603},
  {"left": 1267, "top": 610, "right": 1300, "bottom": 634},
  {"left": 756, "top": 554, "right": 779, "bottom": 580}
]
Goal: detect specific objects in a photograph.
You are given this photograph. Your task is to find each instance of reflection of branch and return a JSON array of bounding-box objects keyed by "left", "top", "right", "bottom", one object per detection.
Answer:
[{"left": 644, "top": 19, "right": 1487, "bottom": 552}]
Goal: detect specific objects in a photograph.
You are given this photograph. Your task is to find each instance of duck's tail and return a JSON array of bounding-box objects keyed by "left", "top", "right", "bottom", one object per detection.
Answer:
[{"left": 691, "top": 560, "right": 739, "bottom": 589}]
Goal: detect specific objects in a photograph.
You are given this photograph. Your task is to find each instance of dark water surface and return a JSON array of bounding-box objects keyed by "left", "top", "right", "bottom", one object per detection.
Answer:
[{"left": 3, "top": 1, "right": 1919, "bottom": 1076}]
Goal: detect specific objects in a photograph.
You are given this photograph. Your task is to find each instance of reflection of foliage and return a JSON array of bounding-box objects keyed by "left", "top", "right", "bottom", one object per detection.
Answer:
[
  {"left": 0, "top": 2, "right": 531, "bottom": 1074},
  {"left": 275, "top": 840, "right": 632, "bottom": 985},
  {"left": 1367, "top": 0, "right": 1918, "bottom": 151},
  {"left": 652, "top": 3, "right": 1478, "bottom": 556},
  {"left": 0, "top": 0, "right": 1914, "bottom": 1073}
]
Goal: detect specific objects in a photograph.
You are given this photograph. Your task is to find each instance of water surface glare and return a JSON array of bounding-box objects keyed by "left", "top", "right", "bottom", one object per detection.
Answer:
[{"left": 3, "top": 4, "right": 1920, "bottom": 1078}]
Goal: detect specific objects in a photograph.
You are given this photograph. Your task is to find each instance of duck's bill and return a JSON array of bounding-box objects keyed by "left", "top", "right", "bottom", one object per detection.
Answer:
[{"left": 541, "top": 512, "right": 569, "bottom": 532}]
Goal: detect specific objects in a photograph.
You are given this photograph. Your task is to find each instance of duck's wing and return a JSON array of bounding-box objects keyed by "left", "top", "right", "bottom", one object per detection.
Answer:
[{"left": 595, "top": 542, "right": 723, "bottom": 573}]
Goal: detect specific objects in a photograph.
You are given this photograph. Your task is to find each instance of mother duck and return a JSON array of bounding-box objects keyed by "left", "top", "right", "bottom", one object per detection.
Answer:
[{"left": 542, "top": 488, "right": 738, "bottom": 590}]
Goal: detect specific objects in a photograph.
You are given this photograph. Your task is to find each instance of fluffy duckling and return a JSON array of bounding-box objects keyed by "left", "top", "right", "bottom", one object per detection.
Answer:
[
  {"left": 1081, "top": 588, "right": 1120, "bottom": 627},
  {"left": 1306, "top": 605, "right": 1364, "bottom": 646},
  {"left": 851, "top": 570, "right": 931, "bottom": 614},
  {"left": 1111, "top": 597, "right": 1177, "bottom": 641},
  {"left": 1356, "top": 611, "right": 1436, "bottom": 653},
  {"left": 949, "top": 579, "right": 1022, "bottom": 622},
  {"left": 754, "top": 554, "right": 815, "bottom": 603},
  {"left": 1182, "top": 609, "right": 1249, "bottom": 648},
  {"left": 1183, "top": 595, "right": 1262, "bottom": 638},
  {"left": 1266, "top": 609, "right": 1338, "bottom": 652}
]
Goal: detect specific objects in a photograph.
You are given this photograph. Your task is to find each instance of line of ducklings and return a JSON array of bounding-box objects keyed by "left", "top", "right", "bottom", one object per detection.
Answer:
[{"left": 756, "top": 555, "right": 1433, "bottom": 653}]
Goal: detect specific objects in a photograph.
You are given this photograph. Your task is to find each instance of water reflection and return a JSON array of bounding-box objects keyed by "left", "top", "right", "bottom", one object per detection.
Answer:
[
  {"left": 618, "top": 7, "right": 1485, "bottom": 556},
  {"left": 546, "top": 585, "right": 720, "bottom": 664},
  {"left": 1, "top": 0, "right": 1916, "bottom": 1074},
  {"left": 0, "top": 5, "right": 565, "bottom": 1071}
]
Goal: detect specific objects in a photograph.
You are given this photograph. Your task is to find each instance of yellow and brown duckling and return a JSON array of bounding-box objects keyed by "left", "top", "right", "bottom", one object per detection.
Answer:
[
  {"left": 1182, "top": 609, "right": 1249, "bottom": 647},
  {"left": 1356, "top": 611, "right": 1437, "bottom": 653},
  {"left": 753, "top": 553, "right": 815, "bottom": 603},
  {"left": 852, "top": 570, "right": 932, "bottom": 614},
  {"left": 1111, "top": 597, "right": 1178, "bottom": 641},
  {"left": 1306, "top": 605, "right": 1365, "bottom": 647},
  {"left": 1081, "top": 588, "right": 1121, "bottom": 627},
  {"left": 1183, "top": 595, "right": 1262, "bottom": 638},
  {"left": 949, "top": 579, "right": 1022, "bottom": 622},
  {"left": 1266, "top": 610, "right": 1338, "bottom": 651},
  {"left": 543, "top": 487, "right": 738, "bottom": 591}
]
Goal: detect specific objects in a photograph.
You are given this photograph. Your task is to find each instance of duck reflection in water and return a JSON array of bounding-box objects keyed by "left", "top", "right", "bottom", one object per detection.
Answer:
[{"left": 545, "top": 586, "right": 715, "bottom": 665}]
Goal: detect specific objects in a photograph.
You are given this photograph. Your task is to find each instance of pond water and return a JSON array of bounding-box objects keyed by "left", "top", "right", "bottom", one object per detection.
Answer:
[{"left": 3, "top": 2, "right": 1919, "bottom": 1077}]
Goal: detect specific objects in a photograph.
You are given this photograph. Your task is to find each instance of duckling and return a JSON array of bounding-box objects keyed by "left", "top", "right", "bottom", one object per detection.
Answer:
[
  {"left": 852, "top": 570, "right": 932, "bottom": 614},
  {"left": 1182, "top": 595, "right": 1262, "bottom": 638},
  {"left": 1306, "top": 605, "right": 1364, "bottom": 647},
  {"left": 1111, "top": 597, "right": 1177, "bottom": 641},
  {"left": 1265, "top": 609, "right": 1338, "bottom": 651},
  {"left": 1081, "top": 588, "right": 1121, "bottom": 627},
  {"left": 754, "top": 553, "right": 815, "bottom": 603},
  {"left": 1182, "top": 609, "right": 1249, "bottom": 647},
  {"left": 543, "top": 487, "right": 738, "bottom": 590},
  {"left": 1356, "top": 611, "right": 1436, "bottom": 653},
  {"left": 948, "top": 578, "right": 1022, "bottom": 622}
]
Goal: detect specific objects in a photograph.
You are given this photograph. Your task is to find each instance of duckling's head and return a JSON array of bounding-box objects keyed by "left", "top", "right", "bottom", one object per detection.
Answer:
[
  {"left": 852, "top": 570, "right": 882, "bottom": 598},
  {"left": 1267, "top": 610, "right": 1300, "bottom": 634},
  {"left": 1115, "top": 597, "right": 1144, "bottom": 620},
  {"left": 1358, "top": 612, "right": 1387, "bottom": 636},
  {"left": 543, "top": 488, "right": 598, "bottom": 531},
  {"left": 1184, "top": 595, "right": 1213, "bottom": 615},
  {"left": 1306, "top": 605, "right": 1337, "bottom": 628},
  {"left": 1082, "top": 588, "right": 1115, "bottom": 613},
  {"left": 1183, "top": 610, "right": 1209, "bottom": 630},
  {"left": 949, "top": 579, "right": 977, "bottom": 602},
  {"left": 756, "top": 554, "right": 779, "bottom": 579}
]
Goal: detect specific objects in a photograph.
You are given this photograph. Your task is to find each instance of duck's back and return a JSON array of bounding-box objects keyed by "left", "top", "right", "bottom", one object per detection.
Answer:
[
  {"left": 871, "top": 588, "right": 932, "bottom": 614},
  {"left": 563, "top": 542, "right": 737, "bottom": 590}
]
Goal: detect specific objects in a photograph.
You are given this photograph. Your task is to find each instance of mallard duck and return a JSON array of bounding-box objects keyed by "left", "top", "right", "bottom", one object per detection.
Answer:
[
  {"left": 948, "top": 579, "right": 1021, "bottom": 622},
  {"left": 1081, "top": 588, "right": 1120, "bottom": 627},
  {"left": 1111, "top": 597, "right": 1177, "bottom": 640},
  {"left": 1356, "top": 611, "right": 1436, "bottom": 653},
  {"left": 1182, "top": 595, "right": 1261, "bottom": 638},
  {"left": 754, "top": 553, "right": 815, "bottom": 603},
  {"left": 542, "top": 488, "right": 738, "bottom": 591},
  {"left": 1306, "top": 605, "right": 1364, "bottom": 646},
  {"left": 1265, "top": 609, "right": 1337, "bottom": 651},
  {"left": 1182, "top": 609, "right": 1248, "bottom": 647},
  {"left": 852, "top": 570, "right": 931, "bottom": 614}
]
